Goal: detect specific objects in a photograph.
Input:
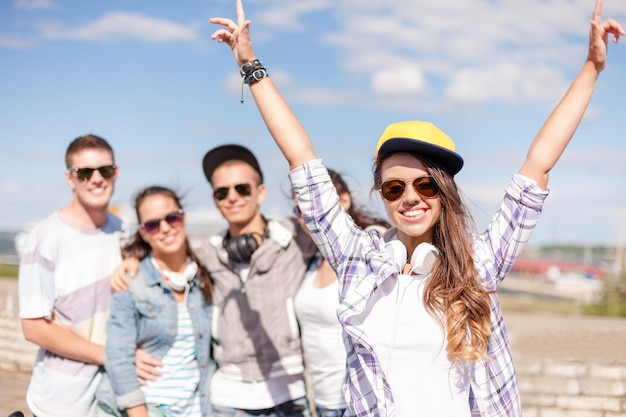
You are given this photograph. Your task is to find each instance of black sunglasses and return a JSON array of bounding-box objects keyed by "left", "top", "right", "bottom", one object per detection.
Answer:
[
  {"left": 140, "top": 209, "right": 185, "bottom": 234},
  {"left": 213, "top": 183, "right": 252, "bottom": 201},
  {"left": 70, "top": 165, "right": 116, "bottom": 181},
  {"left": 380, "top": 176, "right": 440, "bottom": 202}
]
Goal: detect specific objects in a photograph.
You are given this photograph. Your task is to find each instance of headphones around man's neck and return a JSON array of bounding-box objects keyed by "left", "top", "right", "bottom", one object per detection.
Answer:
[{"left": 223, "top": 222, "right": 269, "bottom": 264}]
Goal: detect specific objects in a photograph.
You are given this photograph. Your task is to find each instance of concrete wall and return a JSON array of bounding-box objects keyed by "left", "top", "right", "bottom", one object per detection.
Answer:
[
  {"left": 0, "top": 278, "right": 38, "bottom": 372},
  {"left": 517, "top": 358, "right": 626, "bottom": 416},
  {"left": 0, "top": 312, "right": 37, "bottom": 373}
]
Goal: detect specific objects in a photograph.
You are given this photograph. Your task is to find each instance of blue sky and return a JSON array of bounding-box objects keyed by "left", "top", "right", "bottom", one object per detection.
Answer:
[{"left": 1, "top": 0, "right": 625, "bottom": 247}]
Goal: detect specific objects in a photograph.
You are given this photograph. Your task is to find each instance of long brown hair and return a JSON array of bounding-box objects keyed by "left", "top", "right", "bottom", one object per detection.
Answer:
[
  {"left": 373, "top": 154, "right": 492, "bottom": 362},
  {"left": 122, "top": 186, "right": 213, "bottom": 304}
]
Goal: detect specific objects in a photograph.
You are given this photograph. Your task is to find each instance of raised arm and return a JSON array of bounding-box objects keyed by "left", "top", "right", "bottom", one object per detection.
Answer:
[
  {"left": 519, "top": 0, "right": 623, "bottom": 189},
  {"left": 210, "top": 0, "right": 317, "bottom": 169}
]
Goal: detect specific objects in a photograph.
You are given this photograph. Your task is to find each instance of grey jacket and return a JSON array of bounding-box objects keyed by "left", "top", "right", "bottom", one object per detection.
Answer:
[{"left": 201, "top": 217, "right": 313, "bottom": 382}]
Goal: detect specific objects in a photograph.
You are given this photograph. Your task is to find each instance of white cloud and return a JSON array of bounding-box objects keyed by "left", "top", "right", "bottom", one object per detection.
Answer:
[
  {"left": 313, "top": 0, "right": 626, "bottom": 107},
  {"left": 445, "top": 62, "right": 570, "bottom": 104},
  {"left": 558, "top": 148, "right": 626, "bottom": 170},
  {"left": 15, "top": 0, "right": 55, "bottom": 10},
  {"left": 36, "top": 11, "right": 199, "bottom": 43},
  {"left": 371, "top": 65, "right": 425, "bottom": 95},
  {"left": 446, "top": 62, "right": 520, "bottom": 103},
  {"left": 520, "top": 66, "right": 569, "bottom": 102},
  {"left": 223, "top": 72, "right": 245, "bottom": 96},
  {"left": 256, "top": 0, "right": 333, "bottom": 31},
  {"left": 0, "top": 33, "right": 36, "bottom": 48}
]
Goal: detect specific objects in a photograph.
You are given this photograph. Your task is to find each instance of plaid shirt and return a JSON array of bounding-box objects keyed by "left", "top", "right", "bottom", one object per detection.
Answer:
[{"left": 290, "top": 159, "right": 549, "bottom": 417}]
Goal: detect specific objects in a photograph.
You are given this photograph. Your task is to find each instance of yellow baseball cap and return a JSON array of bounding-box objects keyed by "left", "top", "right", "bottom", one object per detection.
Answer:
[{"left": 375, "top": 120, "right": 464, "bottom": 175}]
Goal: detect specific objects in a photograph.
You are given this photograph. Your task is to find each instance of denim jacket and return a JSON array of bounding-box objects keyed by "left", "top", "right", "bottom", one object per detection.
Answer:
[{"left": 97, "top": 256, "right": 213, "bottom": 416}]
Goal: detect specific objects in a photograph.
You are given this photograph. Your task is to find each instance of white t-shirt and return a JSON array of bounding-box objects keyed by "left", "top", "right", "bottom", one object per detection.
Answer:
[
  {"left": 294, "top": 259, "right": 346, "bottom": 409},
  {"left": 19, "top": 211, "right": 123, "bottom": 417},
  {"left": 362, "top": 272, "right": 471, "bottom": 417},
  {"left": 211, "top": 371, "right": 306, "bottom": 409}
]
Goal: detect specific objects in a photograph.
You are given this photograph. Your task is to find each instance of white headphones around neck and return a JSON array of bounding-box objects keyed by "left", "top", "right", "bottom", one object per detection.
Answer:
[
  {"left": 151, "top": 257, "right": 198, "bottom": 291},
  {"left": 385, "top": 240, "right": 438, "bottom": 275}
]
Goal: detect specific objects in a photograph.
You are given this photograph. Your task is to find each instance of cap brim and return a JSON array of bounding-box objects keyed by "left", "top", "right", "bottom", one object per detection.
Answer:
[{"left": 377, "top": 137, "right": 464, "bottom": 175}]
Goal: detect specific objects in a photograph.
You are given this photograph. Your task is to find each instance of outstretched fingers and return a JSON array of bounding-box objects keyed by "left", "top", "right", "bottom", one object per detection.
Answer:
[
  {"left": 209, "top": 18, "right": 238, "bottom": 40},
  {"left": 210, "top": 17, "right": 237, "bottom": 31},
  {"left": 587, "top": 9, "right": 623, "bottom": 71},
  {"left": 210, "top": 0, "right": 256, "bottom": 66},
  {"left": 603, "top": 18, "right": 625, "bottom": 43},
  {"left": 590, "top": 0, "right": 624, "bottom": 43}
]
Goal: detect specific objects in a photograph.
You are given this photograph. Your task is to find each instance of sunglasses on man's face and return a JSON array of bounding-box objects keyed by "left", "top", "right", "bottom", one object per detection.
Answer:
[
  {"left": 379, "top": 176, "right": 440, "bottom": 202},
  {"left": 70, "top": 165, "right": 117, "bottom": 181},
  {"left": 140, "top": 209, "right": 185, "bottom": 235},
  {"left": 213, "top": 183, "right": 252, "bottom": 201}
]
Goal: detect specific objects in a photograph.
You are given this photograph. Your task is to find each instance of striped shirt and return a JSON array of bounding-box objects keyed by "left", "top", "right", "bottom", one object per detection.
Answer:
[
  {"left": 289, "top": 159, "right": 549, "bottom": 417},
  {"left": 18, "top": 211, "right": 123, "bottom": 417},
  {"left": 142, "top": 302, "right": 202, "bottom": 416}
]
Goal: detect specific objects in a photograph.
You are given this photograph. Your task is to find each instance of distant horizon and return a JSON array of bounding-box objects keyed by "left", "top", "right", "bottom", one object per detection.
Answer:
[{"left": 0, "top": 228, "right": 623, "bottom": 252}]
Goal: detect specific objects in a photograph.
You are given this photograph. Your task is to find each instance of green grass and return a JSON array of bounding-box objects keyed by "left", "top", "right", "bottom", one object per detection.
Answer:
[
  {"left": 499, "top": 276, "right": 626, "bottom": 319},
  {"left": 499, "top": 293, "right": 584, "bottom": 316},
  {"left": 0, "top": 263, "right": 18, "bottom": 278}
]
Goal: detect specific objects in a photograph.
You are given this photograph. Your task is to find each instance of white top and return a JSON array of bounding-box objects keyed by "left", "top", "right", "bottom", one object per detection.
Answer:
[
  {"left": 362, "top": 271, "right": 471, "bottom": 417},
  {"left": 142, "top": 303, "right": 201, "bottom": 416},
  {"left": 211, "top": 371, "right": 305, "bottom": 409},
  {"left": 294, "top": 257, "right": 347, "bottom": 409}
]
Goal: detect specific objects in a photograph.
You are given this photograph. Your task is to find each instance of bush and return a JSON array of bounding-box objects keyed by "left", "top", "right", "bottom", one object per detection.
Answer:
[{"left": 583, "top": 272, "right": 626, "bottom": 318}]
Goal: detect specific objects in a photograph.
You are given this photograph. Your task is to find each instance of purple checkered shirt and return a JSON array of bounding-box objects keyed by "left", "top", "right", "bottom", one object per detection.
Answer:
[{"left": 289, "top": 159, "right": 548, "bottom": 417}]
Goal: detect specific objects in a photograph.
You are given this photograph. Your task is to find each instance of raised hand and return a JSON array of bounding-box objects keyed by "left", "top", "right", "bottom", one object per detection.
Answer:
[
  {"left": 588, "top": 0, "right": 624, "bottom": 72},
  {"left": 518, "top": 0, "right": 623, "bottom": 189},
  {"left": 210, "top": 0, "right": 256, "bottom": 67}
]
